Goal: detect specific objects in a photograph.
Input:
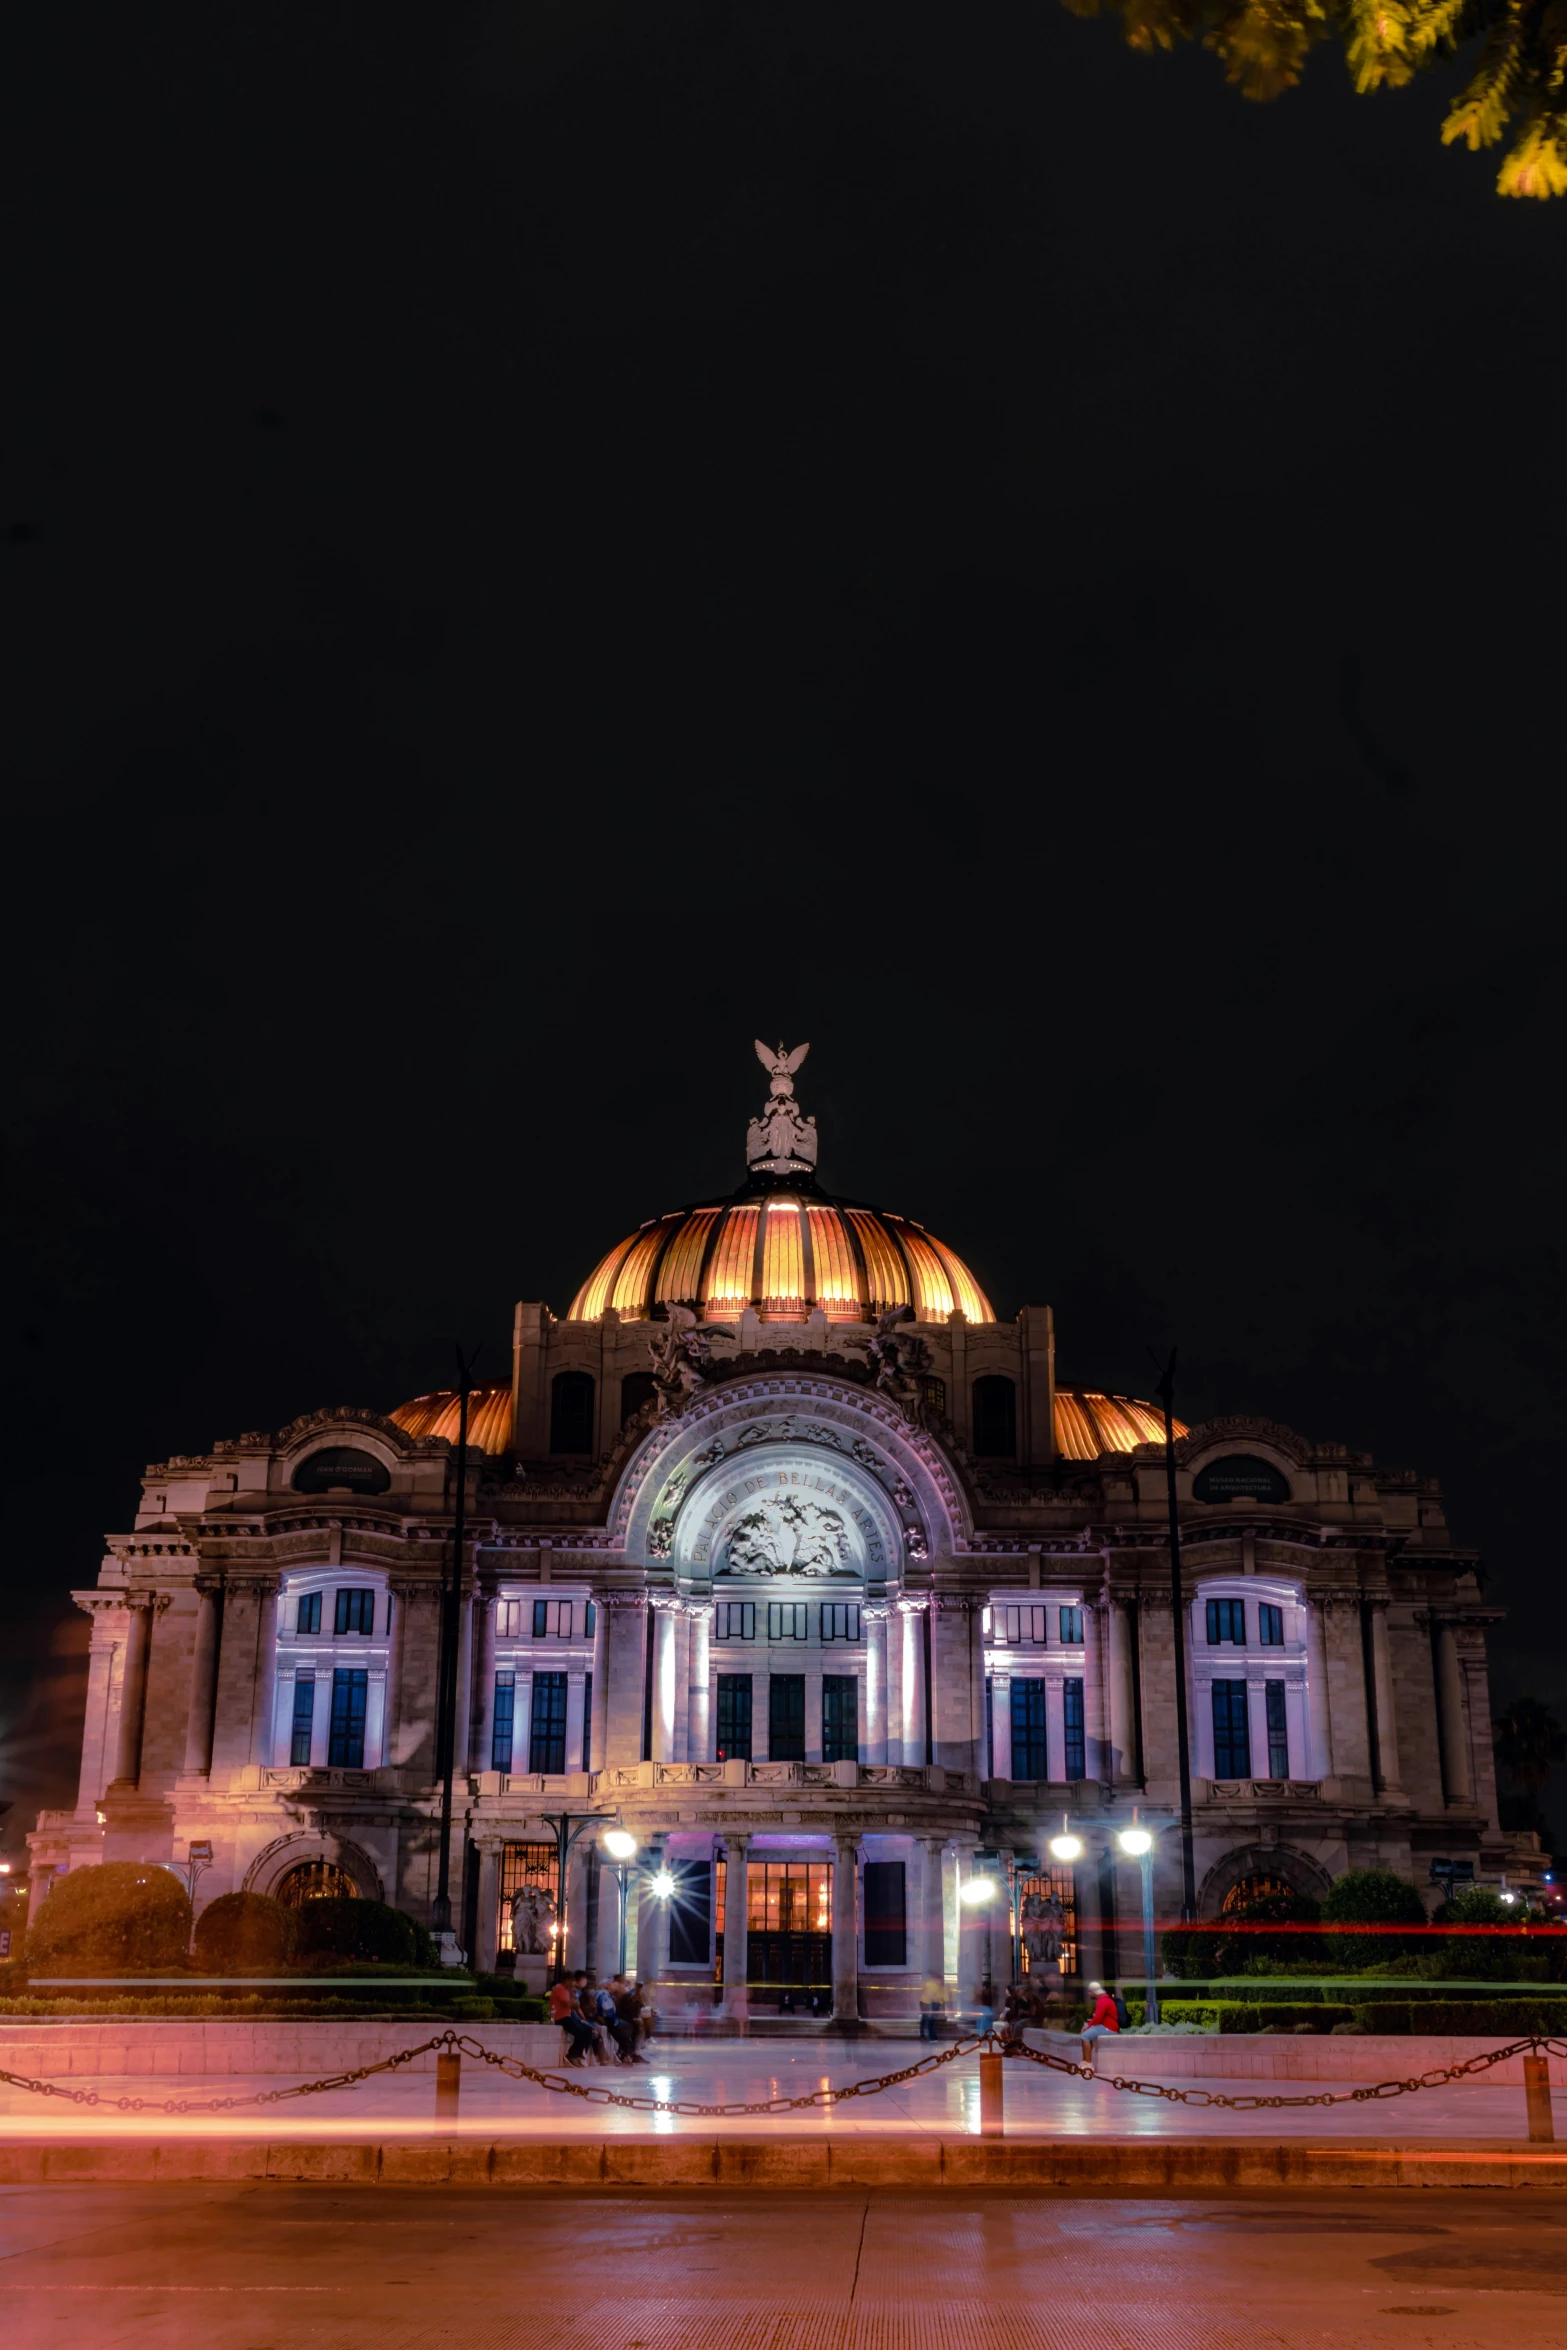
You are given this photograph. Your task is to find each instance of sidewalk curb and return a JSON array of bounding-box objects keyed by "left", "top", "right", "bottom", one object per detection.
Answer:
[{"left": 4, "top": 2136, "right": 1567, "bottom": 2188}]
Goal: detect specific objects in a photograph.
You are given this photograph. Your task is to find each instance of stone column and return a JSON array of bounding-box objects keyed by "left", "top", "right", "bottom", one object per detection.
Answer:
[
  {"left": 74, "top": 1598, "right": 121, "bottom": 1815},
  {"left": 1322, "top": 1593, "right": 1373, "bottom": 1783},
  {"left": 722, "top": 1831, "right": 750, "bottom": 2022},
  {"left": 864, "top": 1606, "right": 889, "bottom": 1764},
  {"left": 921, "top": 1835, "right": 948, "bottom": 1994},
  {"left": 208, "top": 1578, "right": 269, "bottom": 1775},
  {"left": 1085, "top": 1601, "right": 1111, "bottom": 1785},
  {"left": 452, "top": 1591, "right": 475, "bottom": 1780},
  {"left": 604, "top": 1597, "right": 650, "bottom": 1766},
  {"left": 1368, "top": 1602, "right": 1403, "bottom": 1792},
  {"left": 1305, "top": 1590, "right": 1333, "bottom": 1779},
  {"left": 183, "top": 1583, "right": 222, "bottom": 1775},
  {"left": 588, "top": 1597, "right": 609, "bottom": 1774},
  {"left": 687, "top": 1604, "right": 713, "bottom": 1764},
  {"left": 651, "top": 1596, "right": 680, "bottom": 1763},
  {"left": 900, "top": 1601, "right": 927, "bottom": 1767},
  {"left": 566, "top": 1670, "right": 587, "bottom": 1772},
  {"left": 954, "top": 1842, "right": 986, "bottom": 2016},
  {"left": 475, "top": 1839, "right": 502, "bottom": 1972},
  {"left": 990, "top": 1671, "right": 1011, "bottom": 1781},
  {"left": 832, "top": 1835, "right": 860, "bottom": 2023},
  {"left": 247, "top": 1582, "right": 280, "bottom": 1767},
  {"left": 1107, "top": 1596, "right": 1138, "bottom": 1786},
  {"left": 470, "top": 1592, "right": 498, "bottom": 1772},
  {"left": 1436, "top": 1620, "right": 1474, "bottom": 1805},
  {"left": 111, "top": 1597, "right": 154, "bottom": 1785}
]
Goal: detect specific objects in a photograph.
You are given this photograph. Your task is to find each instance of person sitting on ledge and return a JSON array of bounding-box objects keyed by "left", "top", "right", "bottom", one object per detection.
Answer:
[{"left": 1080, "top": 1979, "right": 1121, "bottom": 2066}]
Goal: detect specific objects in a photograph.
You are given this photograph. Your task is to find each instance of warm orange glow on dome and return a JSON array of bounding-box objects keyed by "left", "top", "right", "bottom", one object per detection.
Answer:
[
  {"left": 390, "top": 1382, "right": 514, "bottom": 1453},
  {"left": 567, "top": 1192, "right": 996, "bottom": 1325}
]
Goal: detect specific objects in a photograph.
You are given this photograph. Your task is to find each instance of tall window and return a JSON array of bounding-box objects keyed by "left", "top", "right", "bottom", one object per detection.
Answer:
[
  {"left": 993, "top": 1605, "right": 1047, "bottom": 1645},
  {"left": 769, "top": 1673, "right": 806, "bottom": 1761},
  {"left": 1212, "top": 1680, "right": 1251, "bottom": 1779},
  {"left": 491, "top": 1673, "right": 515, "bottom": 1772},
  {"left": 581, "top": 1673, "right": 592, "bottom": 1771},
  {"left": 549, "top": 1370, "right": 595, "bottom": 1455},
  {"left": 768, "top": 1601, "right": 807, "bottom": 1641},
  {"left": 665, "top": 1856, "right": 713, "bottom": 1964},
  {"left": 822, "top": 1675, "right": 858, "bottom": 1763},
  {"left": 296, "top": 1592, "right": 321, "bottom": 1636},
  {"left": 920, "top": 1375, "right": 947, "bottom": 1418},
  {"left": 328, "top": 1668, "right": 367, "bottom": 1767},
  {"left": 863, "top": 1860, "right": 907, "bottom": 1965},
  {"left": 1259, "top": 1603, "right": 1284, "bottom": 1646},
  {"left": 1206, "top": 1597, "right": 1245, "bottom": 1645},
  {"left": 821, "top": 1603, "right": 862, "bottom": 1642},
  {"left": 1059, "top": 1606, "right": 1083, "bottom": 1645},
  {"left": 1063, "top": 1677, "right": 1086, "bottom": 1781},
  {"left": 495, "top": 1598, "right": 523, "bottom": 1637},
  {"left": 533, "top": 1599, "right": 573, "bottom": 1639},
  {"left": 715, "top": 1601, "right": 755, "bottom": 1642},
  {"left": 1265, "top": 1680, "right": 1288, "bottom": 1778},
  {"left": 716, "top": 1674, "right": 752, "bottom": 1761},
  {"left": 972, "top": 1375, "right": 1017, "bottom": 1458},
  {"left": 529, "top": 1671, "right": 567, "bottom": 1773},
  {"left": 1010, "top": 1678, "right": 1047, "bottom": 1780},
  {"left": 289, "top": 1675, "right": 315, "bottom": 1766},
  {"left": 334, "top": 1588, "right": 375, "bottom": 1636}
]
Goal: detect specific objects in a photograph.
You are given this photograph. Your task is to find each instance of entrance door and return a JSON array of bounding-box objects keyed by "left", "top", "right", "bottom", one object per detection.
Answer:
[{"left": 716, "top": 1855, "right": 833, "bottom": 2005}]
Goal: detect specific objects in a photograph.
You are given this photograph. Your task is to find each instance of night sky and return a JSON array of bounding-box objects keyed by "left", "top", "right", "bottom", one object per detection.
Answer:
[{"left": 6, "top": 2, "right": 1566, "bottom": 1862}]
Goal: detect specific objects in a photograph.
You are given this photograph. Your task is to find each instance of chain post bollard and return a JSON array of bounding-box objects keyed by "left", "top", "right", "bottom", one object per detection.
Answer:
[
  {"left": 1524, "top": 2054, "right": 1554, "bottom": 2142},
  {"left": 979, "top": 2044, "right": 1004, "bottom": 2138},
  {"left": 436, "top": 2049, "right": 461, "bottom": 2126}
]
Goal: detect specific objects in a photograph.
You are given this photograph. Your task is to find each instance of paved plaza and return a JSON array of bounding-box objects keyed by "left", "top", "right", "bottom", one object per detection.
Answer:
[
  {"left": 0, "top": 2033, "right": 1559, "bottom": 2145},
  {"left": 4, "top": 2181, "right": 1566, "bottom": 2348}
]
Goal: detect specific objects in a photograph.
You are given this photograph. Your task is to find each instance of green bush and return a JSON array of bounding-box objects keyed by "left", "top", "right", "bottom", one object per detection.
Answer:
[
  {"left": 27, "top": 1863, "right": 191, "bottom": 1976},
  {"left": 1161, "top": 2000, "right": 1355, "bottom": 2033},
  {"left": 1164, "top": 1885, "right": 1325, "bottom": 1978},
  {"left": 291, "top": 1898, "right": 438, "bottom": 1968},
  {"left": 193, "top": 1892, "right": 297, "bottom": 1974},
  {"left": 1351, "top": 1998, "right": 1567, "bottom": 2037},
  {"left": 1319, "top": 1868, "right": 1427, "bottom": 1969},
  {"left": 1435, "top": 1886, "right": 1554, "bottom": 1982}
]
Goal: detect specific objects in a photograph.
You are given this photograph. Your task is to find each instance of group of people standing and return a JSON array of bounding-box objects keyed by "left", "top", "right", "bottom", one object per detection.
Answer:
[{"left": 548, "top": 1971, "right": 655, "bottom": 2065}]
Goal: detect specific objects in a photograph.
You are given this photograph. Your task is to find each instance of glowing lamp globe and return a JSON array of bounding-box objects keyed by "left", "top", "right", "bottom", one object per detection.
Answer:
[
  {"left": 602, "top": 1829, "right": 638, "bottom": 1861},
  {"left": 960, "top": 1876, "right": 997, "bottom": 1905},
  {"left": 1118, "top": 1827, "right": 1153, "bottom": 1857},
  {"left": 1048, "top": 1833, "right": 1084, "bottom": 1863}
]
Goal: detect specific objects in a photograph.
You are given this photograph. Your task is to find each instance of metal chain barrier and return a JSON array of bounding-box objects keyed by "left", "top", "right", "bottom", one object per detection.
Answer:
[{"left": 0, "top": 2028, "right": 1562, "bottom": 2120}]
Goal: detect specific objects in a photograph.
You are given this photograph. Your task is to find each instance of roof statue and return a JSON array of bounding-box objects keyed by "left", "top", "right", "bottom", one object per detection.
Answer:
[{"left": 747, "top": 1039, "right": 818, "bottom": 1176}]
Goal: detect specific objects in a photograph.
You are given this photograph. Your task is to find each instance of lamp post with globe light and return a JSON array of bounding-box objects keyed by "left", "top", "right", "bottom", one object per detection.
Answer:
[
  {"left": 601, "top": 1828, "right": 640, "bottom": 1975},
  {"left": 1116, "top": 1820, "right": 1160, "bottom": 2024}
]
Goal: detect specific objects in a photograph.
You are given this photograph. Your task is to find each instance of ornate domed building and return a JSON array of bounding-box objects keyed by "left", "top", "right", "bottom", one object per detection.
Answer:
[{"left": 31, "top": 1044, "right": 1528, "bottom": 2018}]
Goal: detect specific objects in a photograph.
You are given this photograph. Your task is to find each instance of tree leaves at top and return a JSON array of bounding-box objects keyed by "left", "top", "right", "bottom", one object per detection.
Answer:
[{"left": 1059, "top": 0, "right": 1567, "bottom": 194}]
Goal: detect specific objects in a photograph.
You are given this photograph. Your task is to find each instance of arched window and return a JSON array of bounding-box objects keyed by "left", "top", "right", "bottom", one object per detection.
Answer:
[
  {"left": 620, "top": 1371, "right": 658, "bottom": 1427},
  {"left": 972, "top": 1375, "right": 1017, "bottom": 1458},
  {"left": 275, "top": 1861, "right": 357, "bottom": 1906},
  {"left": 550, "top": 1370, "right": 595, "bottom": 1455}
]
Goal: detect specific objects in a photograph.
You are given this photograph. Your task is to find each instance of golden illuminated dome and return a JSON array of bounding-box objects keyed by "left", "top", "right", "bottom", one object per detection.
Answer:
[
  {"left": 569, "top": 1192, "right": 995, "bottom": 1326},
  {"left": 389, "top": 1383, "right": 515, "bottom": 1454}
]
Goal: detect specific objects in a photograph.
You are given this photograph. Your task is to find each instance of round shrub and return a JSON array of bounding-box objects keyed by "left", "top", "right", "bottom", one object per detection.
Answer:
[
  {"left": 193, "top": 1892, "right": 297, "bottom": 1974},
  {"left": 1320, "top": 1867, "right": 1427, "bottom": 1969},
  {"left": 292, "top": 1897, "right": 436, "bottom": 1969},
  {"left": 27, "top": 1863, "right": 191, "bottom": 1976},
  {"left": 1439, "top": 1883, "right": 1549, "bottom": 1981},
  {"left": 1163, "top": 1886, "right": 1322, "bottom": 1978}
]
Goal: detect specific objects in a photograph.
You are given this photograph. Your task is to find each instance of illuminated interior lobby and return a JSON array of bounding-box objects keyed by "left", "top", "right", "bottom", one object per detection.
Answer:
[{"left": 30, "top": 1042, "right": 1527, "bottom": 2025}]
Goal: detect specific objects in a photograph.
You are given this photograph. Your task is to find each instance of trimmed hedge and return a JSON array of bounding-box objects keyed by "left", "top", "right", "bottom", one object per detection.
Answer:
[
  {"left": 193, "top": 1893, "right": 297, "bottom": 1974},
  {"left": 1350, "top": 1999, "right": 1567, "bottom": 2036},
  {"left": 1161, "top": 2001, "right": 1355, "bottom": 2034},
  {"left": 291, "top": 1899, "right": 438, "bottom": 1969},
  {"left": 28, "top": 1864, "right": 191, "bottom": 1975}
]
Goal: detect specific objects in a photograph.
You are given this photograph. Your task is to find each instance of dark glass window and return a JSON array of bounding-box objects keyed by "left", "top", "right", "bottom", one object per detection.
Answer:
[
  {"left": 972, "top": 1375, "right": 1017, "bottom": 1458},
  {"left": 821, "top": 1604, "right": 862, "bottom": 1642},
  {"left": 666, "top": 1857, "right": 713, "bottom": 1964},
  {"left": 1212, "top": 1680, "right": 1251, "bottom": 1779},
  {"left": 1059, "top": 1606, "right": 1083, "bottom": 1645},
  {"left": 768, "top": 1601, "right": 807, "bottom": 1641},
  {"left": 1265, "top": 1680, "right": 1288, "bottom": 1778},
  {"left": 1063, "top": 1677, "right": 1086, "bottom": 1781},
  {"left": 620, "top": 1372, "right": 658, "bottom": 1426},
  {"left": 529, "top": 1671, "right": 568, "bottom": 1773},
  {"left": 289, "top": 1674, "right": 315, "bottom": 1766},
  {"left": 1010, "top": 1678, "right": 1047, "bottom": 1780},
  {"left": 296, "top": 1592, "right": 321, "bottom": 1636},
  {"left": 1206, "top": 1597, "right": 1245, "bottom": 1645},
  {"left": 715, "top": 1601, "right": 755, "bottom": 1642},
  {"left": 822, "top": 1674, "right": 858, "bottom": 1763},
  {"left": 920, "top": 1375, "right": 947, "bottom": 1418},
  {"left": 581, "top": 1672, "right": 592, "bottom": 1771},
  {"left": 1259, "top": 1603, "right": 1284, "bottom": 1646},
  {"left": 549, "top": 1370, "right": 595, "bottom": 1454},
  {"left": 328, "top": 1668, "right": 367, "bottom": 1767},
  {"left": 334, "top": 1588, "right": 375, "bottom": 1636},
  {"left": 716, "top": 1674, "right": 752, "bottom": 1761},
  {"left": 863, "top": 1860, "right": 907, "bottom": 1966},
  {"left": 491, "top": 1674, "right": 515, "bottom": 1772},
  {"left": 769, "top": 1673, "right": 806, "bottom": 1761},
  {"left": 584, "top": 1601, "right": 596, "bottom": 1637}
]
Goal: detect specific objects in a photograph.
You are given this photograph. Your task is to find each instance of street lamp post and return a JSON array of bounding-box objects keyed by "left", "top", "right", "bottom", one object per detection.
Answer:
[
  {"left": 602, "top": 1828, "right": 639, "bottom": 1975},
  {"left": 1116, "top": 1821, "right": 1160, "bottom": 2025}
]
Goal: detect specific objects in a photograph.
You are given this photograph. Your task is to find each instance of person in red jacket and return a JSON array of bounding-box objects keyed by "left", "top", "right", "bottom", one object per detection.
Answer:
[{"left": 1080, "top": 1980, "right": 1120, "bottom": 2067}]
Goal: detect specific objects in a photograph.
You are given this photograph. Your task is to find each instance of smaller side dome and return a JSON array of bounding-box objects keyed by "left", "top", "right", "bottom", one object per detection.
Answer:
[
  {"left": 389, "top": 1382, "right": 514, "bottom": 1454},
  {"left": 1053, "top": 1388, "right": 1185, "bottom": 1459}
]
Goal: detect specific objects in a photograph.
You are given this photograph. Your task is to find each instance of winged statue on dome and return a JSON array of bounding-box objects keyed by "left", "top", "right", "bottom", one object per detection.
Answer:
[{"left": 747, "top": 1039, "right": 818, "bottom": 1173}]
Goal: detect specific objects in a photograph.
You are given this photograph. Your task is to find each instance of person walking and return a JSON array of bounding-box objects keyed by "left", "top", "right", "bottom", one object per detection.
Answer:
[
  {"left": 919, "top": 1974, "right": 946, "bottom": 2042},
  {"left": 1080, "top": 1979, "right": 1121, "bottom": 2067},
  {"left": 582, "top": 1975, "right": 616, "bottom": 2064},
  {"left": 612, "top": 1974, "right": 647, "bottom": 2063}
]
